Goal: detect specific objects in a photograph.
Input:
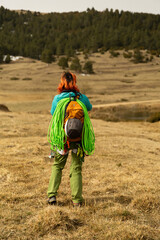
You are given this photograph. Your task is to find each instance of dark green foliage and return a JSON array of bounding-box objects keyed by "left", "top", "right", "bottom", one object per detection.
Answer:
[
  {"left": 41, "top": 49, "right": 54, "bottom": 63},
  {"left": 99, "top": 48, "right": 105, "bottom": 54},
  {"left": 10, "top": 77, "right": 19, "bottom": 80},
  {"left": 123, "top": 51, "right": 132, "bottom": 58},
  {"left": 4, "top": 54, "right": 11, "bottom": 63},
  {"left": 70, "top": 57, "right": 82, "bottom": 72},
  {"left": 109, "top": 50, "right": 120, "bottom": 57},
  {"left": 83, "top": 61, "right": 94, "bottom": 74},
  {"left": 132, "top": 49, "right": 144, "bottom": 63},
  {"left": 1, "top": 6, "right": 160, "bottom": 59},
  {"left": 149, "top": 50, "right": 160, "bottom": 57},
  {"left": 22, "top": 78, "right": 32, "bottom": 80},
  {"left": 58, "top": 57, "right": 68, "bottom": 69},
  {"left": 0, "top": 52, "right": 3, "bottom": 64}
]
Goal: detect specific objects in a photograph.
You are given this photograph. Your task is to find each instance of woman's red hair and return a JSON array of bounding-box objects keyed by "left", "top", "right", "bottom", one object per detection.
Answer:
[{"left": 57, "top": 72, "right": 80, "bottom": 93}]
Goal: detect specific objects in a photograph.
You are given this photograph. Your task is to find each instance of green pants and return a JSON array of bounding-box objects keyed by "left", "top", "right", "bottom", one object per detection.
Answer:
[{"left": 47, "top": 144, "right": 83, "bottom": 203}]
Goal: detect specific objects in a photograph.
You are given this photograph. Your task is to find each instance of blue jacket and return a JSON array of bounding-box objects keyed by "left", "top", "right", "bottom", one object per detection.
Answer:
[{"left": 51, "top": 91, "right": 92, "bottom": 115}]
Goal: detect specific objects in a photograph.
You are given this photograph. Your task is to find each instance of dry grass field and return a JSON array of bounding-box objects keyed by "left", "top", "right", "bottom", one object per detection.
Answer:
[{"left": 0, "top": 51, "right": 160, "bottom": 239}]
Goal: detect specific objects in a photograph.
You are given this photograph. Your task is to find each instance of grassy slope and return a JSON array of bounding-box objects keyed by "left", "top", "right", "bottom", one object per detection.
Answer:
[
  {"left": 0, "top": 52, "right": 160, "bottom": 239},
  {"left": 0, "top": 113, "right": 160, "bottom": 239}
]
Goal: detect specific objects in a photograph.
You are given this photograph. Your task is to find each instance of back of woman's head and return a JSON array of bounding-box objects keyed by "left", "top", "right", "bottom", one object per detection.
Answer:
[{"left": 57, "top": 72, "right": 80, "bottom": 93}]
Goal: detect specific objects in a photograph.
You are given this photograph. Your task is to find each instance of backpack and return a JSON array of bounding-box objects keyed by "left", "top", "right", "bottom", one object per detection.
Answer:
[{"left": 64, "top": 94, "right": 84, "bottom": 142}]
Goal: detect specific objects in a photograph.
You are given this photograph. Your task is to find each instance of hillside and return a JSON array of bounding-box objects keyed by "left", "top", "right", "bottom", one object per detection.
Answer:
[
  {"left": 0, "top": 6, "right": 160, "bottom": 59},
  {"left": 0, "top": 53, "right": 160, "bottom": 239},
  {"left": 0, "top": 113, "right": 160, "bottom": 239},
  {"left": 1, "top": 51, "right": 160, "bottom": 119}
]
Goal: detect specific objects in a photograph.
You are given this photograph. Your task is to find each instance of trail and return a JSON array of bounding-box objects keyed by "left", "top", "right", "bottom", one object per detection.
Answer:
[{"left": 93, "top": 99, "right": 160, "bottom": 108}]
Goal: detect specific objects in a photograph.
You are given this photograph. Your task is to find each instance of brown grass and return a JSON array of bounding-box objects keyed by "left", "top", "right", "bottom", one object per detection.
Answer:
[{"left": 0, "top": 52, "right": 160, "bottom": 239}]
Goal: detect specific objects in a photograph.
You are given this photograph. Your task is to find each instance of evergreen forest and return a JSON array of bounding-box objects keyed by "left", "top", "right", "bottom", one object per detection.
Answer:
[{"left": 0, "top": 6, "right": 160, "bottom": 60}]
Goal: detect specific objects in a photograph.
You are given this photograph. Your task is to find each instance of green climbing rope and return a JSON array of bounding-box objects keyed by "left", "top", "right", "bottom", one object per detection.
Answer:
[
  {"left": 76, "top": 99, "right": 95, "bottom": 155},
  {"left": 47, "top": 98, "right": 70, "bottom": 151},
  {"left": 47, "top": 97, "right": 95, "bottom": 155}
]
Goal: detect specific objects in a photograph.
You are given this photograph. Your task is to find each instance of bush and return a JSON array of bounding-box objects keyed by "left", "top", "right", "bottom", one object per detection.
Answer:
[
  {"left": 22, "top": 78, "right": 32, "bottom": 81},
  {"left": 10, "top": 77, "right": 19, "bottom": 80},
  {"left": 41, "top": 49, "right": 55, "bottom": 63},
  {"left": 99, "top": 48, "right": 105, "bottom": 54},
  {"left": 123, "top": 51, "right": 132, "bottom": 58},
  {"left": 0, "top": 52, "right": 3, "bottom": 64},
  {"left": 132, "top": 50, "right": 144, "bottom": 63},
  {"left": 70, "top": 57, "right": 82, "bottom": 72},
  {"left": 109, "top": 50, "right": 120, "bottom": 58},
  {"left": 5, "top": 54, "right": 11, "bottom": 64},
  {"left": 58, "top": 57, "right": 68, "bottom": 69},
  {"left": 83, "top": 61, "right": 94, "bottom": 74},
  {"left": 149, "top": 50, "right": 160, "bottom": 57}
]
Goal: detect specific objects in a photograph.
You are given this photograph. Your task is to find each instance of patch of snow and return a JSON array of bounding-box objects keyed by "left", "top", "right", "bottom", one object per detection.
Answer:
[
  {"left": 3, "top": 55, "right": 23, "bottom": 61},
  {"left": 11, "top": 56, "right": 23, "bottom": 61}
]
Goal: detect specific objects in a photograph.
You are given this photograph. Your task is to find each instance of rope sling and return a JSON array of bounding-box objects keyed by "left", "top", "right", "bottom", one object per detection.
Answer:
[{"left": 47, "top": 97, "right": 95, "bottom": 155}]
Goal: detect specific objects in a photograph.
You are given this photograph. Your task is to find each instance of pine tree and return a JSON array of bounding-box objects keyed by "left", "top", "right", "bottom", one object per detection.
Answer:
[
  {"left": 41, "top": 49, "right": 54, "bottom": 63},
  {"left": 70, "top": 57, "right": 82, "bottom": 72},
  {"left": 58, "top": 57, "right": 68, "bottom": 69}
]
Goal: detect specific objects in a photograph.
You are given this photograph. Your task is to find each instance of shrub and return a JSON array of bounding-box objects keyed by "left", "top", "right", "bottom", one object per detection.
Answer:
[
  {"left": 149, "top": 49, "right": 160, "bottom": 57},
  {"left": 121, "top": 98, "right": 128, "bottom": 102},
  {"left": 109, "top": 50, "right": 120, "bottom": 58},
  {"left": 123, "top": 51, "right": 132, "bottom": 58},
  {"left": 83, "top": 61, "right": 94, "bottom": 74},
  {"left": 5, "top": 54, "right": 11, "bottom": 64},
  {"left": 70, "top": 57, "right": 82, "bottom": 72},
  {"left": 10, "top": 77, "right": 19, "bottom": 80},
  {"left": 133, "top": 73, "right": 137, "bottom": 76},
  {"left": 132, "top": 49, "right": 144, "bottom": 63},
  {"left": 0, "top": 52, "right": 3, "bottom": 63},
  {"left": 99, "top": 48, "right": 105, "bottom": 54},
  {"left": 22, "top": 78, "right": 32, "bottom": 80},
  {"left": 58, "top": 57, "right": 68, "bottom": 69},
  {"left": 41, "top": 49, "right": 55, "bottom": 63}
]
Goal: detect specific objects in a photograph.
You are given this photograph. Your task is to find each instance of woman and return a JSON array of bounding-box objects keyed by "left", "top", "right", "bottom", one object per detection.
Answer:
[{"left": 47, "top": 72, "right": 92, "bottom": 206}]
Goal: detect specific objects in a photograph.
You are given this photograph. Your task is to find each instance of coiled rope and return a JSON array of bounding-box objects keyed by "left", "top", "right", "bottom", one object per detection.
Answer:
[{"left": 47, "top": 97, "right": 95, "bottom": 155}]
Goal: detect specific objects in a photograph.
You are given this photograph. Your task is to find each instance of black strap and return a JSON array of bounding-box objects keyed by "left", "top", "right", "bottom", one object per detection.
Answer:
[{"left": 61, "top": 90, "right": 81, "bottom": 101}]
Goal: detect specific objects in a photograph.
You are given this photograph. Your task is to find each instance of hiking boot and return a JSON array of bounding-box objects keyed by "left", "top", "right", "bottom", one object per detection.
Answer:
[{"left": 48, "top": 196, "right": 57, "bottom": 205}]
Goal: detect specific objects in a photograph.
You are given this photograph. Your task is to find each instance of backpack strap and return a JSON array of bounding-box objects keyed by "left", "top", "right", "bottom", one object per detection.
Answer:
[{"left": 61, "top": 90, "right": 81, "bottom": 101}]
